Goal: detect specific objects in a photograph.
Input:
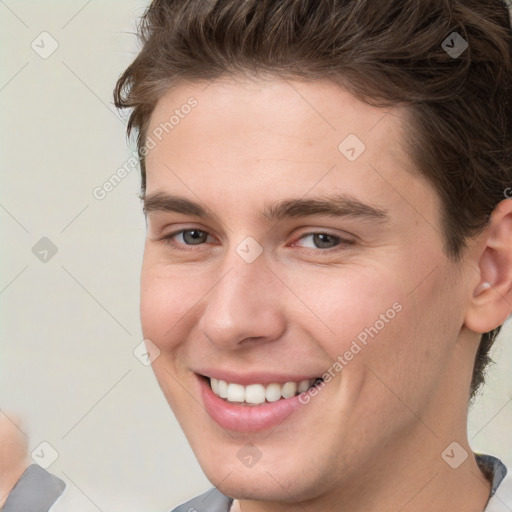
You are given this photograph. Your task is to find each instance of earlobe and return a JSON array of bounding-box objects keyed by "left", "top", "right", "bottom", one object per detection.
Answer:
[{"left": 464, "top": 198, "right": 512, "bottom": 333}]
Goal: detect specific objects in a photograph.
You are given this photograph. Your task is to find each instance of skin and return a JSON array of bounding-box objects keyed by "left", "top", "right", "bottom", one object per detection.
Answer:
[
  {"left": 140, "top": 77, "right": 512, "bottom": 512},
  {"left": 0, "top": 412, "right": 29, "bottom": 508}
]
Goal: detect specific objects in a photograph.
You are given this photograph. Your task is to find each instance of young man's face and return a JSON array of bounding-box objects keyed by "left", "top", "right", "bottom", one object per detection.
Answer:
[{"left": 140, "top": 78, "right": 479, "bottom": 502}]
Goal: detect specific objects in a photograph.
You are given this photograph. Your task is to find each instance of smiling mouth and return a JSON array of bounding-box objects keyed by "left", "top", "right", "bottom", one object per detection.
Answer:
[{"left": 203, "top": 375, "right": 324, "bottom": 406}]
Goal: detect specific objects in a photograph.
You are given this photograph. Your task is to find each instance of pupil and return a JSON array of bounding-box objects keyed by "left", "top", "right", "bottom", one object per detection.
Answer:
[
  {"left": 315, "top": 234, "right": 335, "bottom": 248},
  {"left": 185, "top": 230, "right": 206, "bottom": 245}
]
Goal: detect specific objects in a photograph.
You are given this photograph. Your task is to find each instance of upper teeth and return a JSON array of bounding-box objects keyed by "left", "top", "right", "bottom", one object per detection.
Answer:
[{"left": 210, "top": 377, "right": 316, "bottom": 404}]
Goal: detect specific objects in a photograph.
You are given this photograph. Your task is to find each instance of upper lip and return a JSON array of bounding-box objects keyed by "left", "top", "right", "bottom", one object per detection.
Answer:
[{"left": 196, "top": 369, "right": 323, "bottom": 386}]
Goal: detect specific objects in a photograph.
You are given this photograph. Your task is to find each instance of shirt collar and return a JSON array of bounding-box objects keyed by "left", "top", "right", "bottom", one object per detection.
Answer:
[{"left": 475, "top": 453, "right": 508, "bottom": 496}]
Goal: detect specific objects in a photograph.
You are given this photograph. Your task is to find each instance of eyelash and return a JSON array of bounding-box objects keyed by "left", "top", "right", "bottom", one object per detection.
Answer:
[{"left": 158, "top": 228, "right": 355, "bottom": 254}]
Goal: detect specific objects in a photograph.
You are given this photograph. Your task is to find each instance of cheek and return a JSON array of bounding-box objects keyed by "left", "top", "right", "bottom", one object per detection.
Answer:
[
  {"left": 353, "top": 266, "right": 464, "bottom": 409},
  {"left": 287, "top": 257, "right": 456, "bottom": 402},
  {"left": 139, "top": 256, "right": 195, "bottom": 347},
  {"left": 282, "top": 262, "right": 407, "bottom": 358}
]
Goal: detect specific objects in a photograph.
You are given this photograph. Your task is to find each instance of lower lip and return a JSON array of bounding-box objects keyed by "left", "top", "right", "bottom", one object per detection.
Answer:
[{"left": 198, "top": 376, "right": 307, "bottom": 432}]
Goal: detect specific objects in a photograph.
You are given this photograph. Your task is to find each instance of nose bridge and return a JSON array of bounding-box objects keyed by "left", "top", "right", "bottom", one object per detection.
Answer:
[{"left": 198, "top": 244, "right": 285, "bottom": 347}]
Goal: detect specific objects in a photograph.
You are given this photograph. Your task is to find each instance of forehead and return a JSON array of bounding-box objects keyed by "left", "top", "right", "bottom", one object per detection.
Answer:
[
  {"left": 146, "top": 77, "right": 410, "bottom": 161},
  {"left": 144, "top": 77, "right": 436, "bottom": 223}
]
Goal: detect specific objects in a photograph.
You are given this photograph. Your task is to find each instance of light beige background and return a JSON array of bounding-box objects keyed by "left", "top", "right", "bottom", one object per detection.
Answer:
[{"left": 1, "top": 1, "right": 511, "bottom": 511}]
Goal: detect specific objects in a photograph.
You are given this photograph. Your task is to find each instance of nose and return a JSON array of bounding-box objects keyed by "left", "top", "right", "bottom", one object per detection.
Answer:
[{"left": 198, "top": 247, "right": 287, "bottom": 350}]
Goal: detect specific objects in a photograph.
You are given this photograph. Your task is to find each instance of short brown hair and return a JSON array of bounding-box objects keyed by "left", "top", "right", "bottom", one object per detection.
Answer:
[{"left": 113, "top": 0, "right": 512, "bottom": 400}]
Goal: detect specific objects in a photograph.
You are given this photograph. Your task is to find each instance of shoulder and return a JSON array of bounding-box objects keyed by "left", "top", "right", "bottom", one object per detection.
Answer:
[
  {"left": 169, "top": 487, "right": 233, "bottom": 512},
  {"left": 480, "top": 455, "right": 512, "bottom": 512},
  {"left": 485, "top": 472, "right": 512, "bottom": 511},
  {"left": 2, "top": 465, "right": 66, "bottom": 512}
]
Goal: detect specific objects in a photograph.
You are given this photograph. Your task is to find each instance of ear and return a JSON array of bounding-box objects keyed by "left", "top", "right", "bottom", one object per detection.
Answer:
[{"left": 464, "top": 198, "right": 512, "bottom": 333}]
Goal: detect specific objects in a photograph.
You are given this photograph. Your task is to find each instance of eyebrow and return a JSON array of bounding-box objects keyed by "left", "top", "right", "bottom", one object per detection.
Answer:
[{"left": 142, "top": 192, "right": 390, "bottom": 223}]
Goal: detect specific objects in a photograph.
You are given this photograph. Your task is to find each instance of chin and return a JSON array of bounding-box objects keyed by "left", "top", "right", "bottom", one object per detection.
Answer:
[
  {"left": 194, "top": 445, "right": 327, "bottom": 503},
  {"left": 216, "top": 473, "right": 329, "bottom": 505}
]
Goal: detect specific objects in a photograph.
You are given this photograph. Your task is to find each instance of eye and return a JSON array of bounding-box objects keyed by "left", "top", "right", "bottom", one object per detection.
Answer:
[
  {"left": 292, "top": 232, "right": 354, "bottom": 251},
  {"left": 161, "top": 229, "right": 215, "bottom": 248},
  {"left": 159, "top": 228, "right": 354, "bottom": 253}
]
